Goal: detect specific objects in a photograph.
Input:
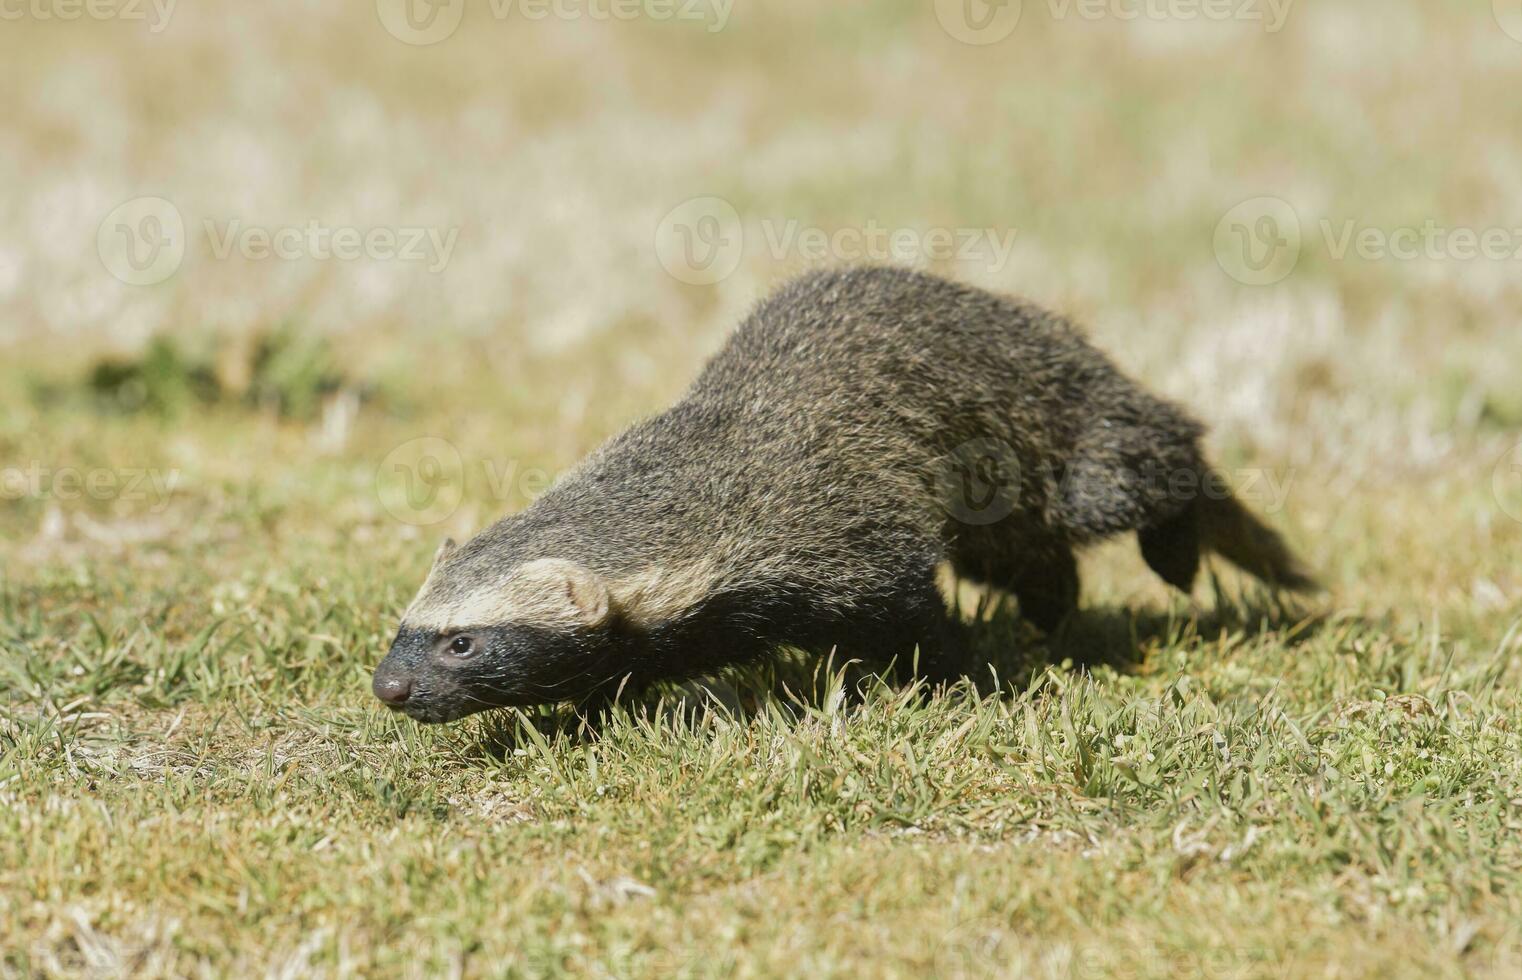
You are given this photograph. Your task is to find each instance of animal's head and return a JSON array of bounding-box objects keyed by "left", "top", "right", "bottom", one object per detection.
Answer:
[{"left": 372, "top": 538, "right": 621, "bottom": 723}]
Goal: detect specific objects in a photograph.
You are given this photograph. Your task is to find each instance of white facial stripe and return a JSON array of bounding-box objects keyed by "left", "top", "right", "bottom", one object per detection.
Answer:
[
  {"left": 404, "top": 558, "right": 590, "bottom": 631},
  {"left": 402, "top": 557, "right": 721, "bottom": 633},
  {"left": 405, "top": 584, "right": 567, "bottom": 631},
  {"left": 607, "top": 560, "right": 721, "bottom": 628}
]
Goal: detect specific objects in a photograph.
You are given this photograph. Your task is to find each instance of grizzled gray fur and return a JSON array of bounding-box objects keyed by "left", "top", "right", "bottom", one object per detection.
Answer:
[{"left": 374, "top": 266, "right": 1315, "bottom": 722}]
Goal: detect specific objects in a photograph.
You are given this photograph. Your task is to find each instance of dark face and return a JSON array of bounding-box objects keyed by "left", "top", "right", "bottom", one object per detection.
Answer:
[{"left": 372, "top": 622, "right": 617, "bottom": 723}]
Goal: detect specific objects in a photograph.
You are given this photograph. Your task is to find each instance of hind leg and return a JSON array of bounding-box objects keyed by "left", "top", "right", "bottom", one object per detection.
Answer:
[
  {"left": 1049, "top": 396, "right": 1209, "bottom": 594},
  {"left": 1006, "top": 545, "right": 1080, "bottom": 633},
  {"left": 1137, "top": 498, "right": 1201, "bottom": 592},
  {"left": 951, "top": 538, "right": 1080, "bottom": 633}
]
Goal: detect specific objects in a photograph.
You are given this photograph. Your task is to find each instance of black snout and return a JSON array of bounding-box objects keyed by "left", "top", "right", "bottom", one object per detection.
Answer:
[{"left": 372, "top": 665, "right": 413, "bottom": 707}]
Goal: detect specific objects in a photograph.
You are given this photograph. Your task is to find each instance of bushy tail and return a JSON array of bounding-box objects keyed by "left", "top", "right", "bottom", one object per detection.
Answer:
[{"left": 1197, "top": 489, "right": 1320, "bottom": 593}]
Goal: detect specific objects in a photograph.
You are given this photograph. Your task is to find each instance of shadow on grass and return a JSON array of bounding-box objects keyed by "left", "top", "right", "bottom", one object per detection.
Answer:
[
  {"left": 1043, "top": 587, "right": 1328, "bottom": 674},
  {"left": 459, "top": 584, "right": 1333, "bottom": 758}
]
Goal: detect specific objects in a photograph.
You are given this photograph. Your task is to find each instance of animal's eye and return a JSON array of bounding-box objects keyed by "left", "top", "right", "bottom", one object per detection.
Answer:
[{"left": 447, "top": 635, "right": 475, "bottom": 657}]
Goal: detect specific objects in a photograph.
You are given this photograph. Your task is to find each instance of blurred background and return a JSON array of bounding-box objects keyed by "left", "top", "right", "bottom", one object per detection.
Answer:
[
  {"left": 7, "top": 2, "right": 1522, "bottom": 974},
  {"left": 2, "top": 0, "right": 1521, "bottom": 626}
]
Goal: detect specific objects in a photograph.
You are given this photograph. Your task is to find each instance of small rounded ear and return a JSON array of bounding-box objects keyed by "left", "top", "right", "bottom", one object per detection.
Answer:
[
  {"left": 410, "top": 537, "right": 460, "bottom": 609},
  {"left": 512, "top": 558, "right": 612, "bottom": 629}
]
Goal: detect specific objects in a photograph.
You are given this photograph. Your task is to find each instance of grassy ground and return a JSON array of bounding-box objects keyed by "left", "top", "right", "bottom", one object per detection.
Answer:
[{"left": 4, "top": 1, "right": 1522, "bottom": 976}]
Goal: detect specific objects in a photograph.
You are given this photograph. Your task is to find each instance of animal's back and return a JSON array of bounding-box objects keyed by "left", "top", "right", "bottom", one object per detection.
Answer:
[
  {"left": 485, "top": 268, "right": 1203, "bottom": 610},
  {"left": 692, "top": 266, "right": 1100, "bottom": 456},
  {"left": 376, "top": 266, "right": 1317, "bottom": 722},
  {"left": 686, "top": 266, "right": 1206, "bottom": 541}
]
